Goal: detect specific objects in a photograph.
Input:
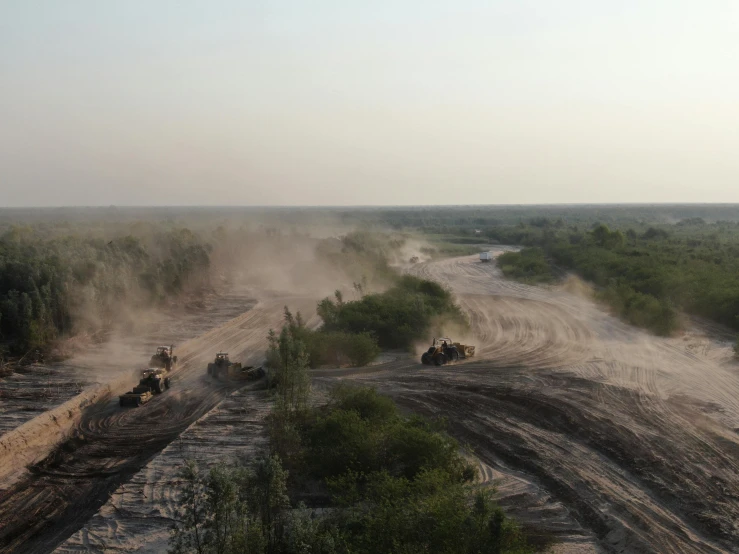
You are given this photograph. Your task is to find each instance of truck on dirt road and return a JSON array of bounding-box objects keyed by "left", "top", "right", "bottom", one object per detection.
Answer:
[
  {"left": 421, "top": 337, "right": 475, "bottom": 366},
  {"left": 149, "top": 345, "right": 178, "bottom": 370},
  {"left": 119, "top": 368, "right": 171, "bottom": 407}
]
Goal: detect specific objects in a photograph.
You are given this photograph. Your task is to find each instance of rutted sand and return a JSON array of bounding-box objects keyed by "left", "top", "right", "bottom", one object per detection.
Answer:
[
  {"left": 321, "top": 253, "right": 739, "bottom": 553},
  {"left": 0, "top": 292, "right": 313, "bottom": 553},
  {"left": 3, "top": 252, "right": 739, "bottom": 553}
]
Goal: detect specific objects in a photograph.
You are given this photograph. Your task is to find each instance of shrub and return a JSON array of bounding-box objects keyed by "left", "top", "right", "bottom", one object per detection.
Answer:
[
  {"left": 330, "top": 384, "right": 397, "bottom": 423},
  {"left": 173, "top": 384, "right": 533, "bottom": 554},
  {"left": 497, "top": 248, "right": 554, "bottom": 284},
  {"left": 307, "top": 409, "right": 379, "bottom": 478},
  {"left": 303, "top": 330, "right": 380, "bottom": 368},
  {"left": 317, "top": 276, "right": 466, "bottom": 350}
]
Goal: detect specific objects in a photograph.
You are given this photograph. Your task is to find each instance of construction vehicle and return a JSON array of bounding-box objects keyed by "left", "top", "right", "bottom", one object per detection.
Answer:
[
  {"left": 149, "top": 345, "right": 178, "bottom": 370},
  {"left": 420, "top": 338, "right": 475, "bottom": 366},
  {"left": 207, "top": 352, "right": 265, "bottom": 382},
  {"left": 119, "top": 368, "right": 171, "bottom": 407},
  {"left": 207, "top": 352, "right": 241, "bottom": 378}
]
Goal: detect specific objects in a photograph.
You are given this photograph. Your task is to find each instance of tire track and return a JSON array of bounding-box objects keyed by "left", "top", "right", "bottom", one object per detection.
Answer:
[
  {"left": 0, "top": 296, "right": 314, "bottom": 554},
  {"left": 334, "top": 253, "right": 739, "bottom": 553}
]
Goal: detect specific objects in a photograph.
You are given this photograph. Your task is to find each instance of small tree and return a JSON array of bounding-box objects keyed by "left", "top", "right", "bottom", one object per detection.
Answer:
[
  {"left": 246, "top": 455, "right": 290, "bottom": 553},
  {"left": 170, "top": 460, "right": 207, "bottom": 554},
  {"left": 266, "top": 307, "right": 311, "bottom": 414}
]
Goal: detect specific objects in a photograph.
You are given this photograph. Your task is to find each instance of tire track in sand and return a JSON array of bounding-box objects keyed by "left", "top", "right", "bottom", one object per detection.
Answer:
[
  {"left": 325, "top": 254, "right": 739, "bottom": 553},
  {"left": 0, "top": 296, "right": 314, "bottom": 554}
]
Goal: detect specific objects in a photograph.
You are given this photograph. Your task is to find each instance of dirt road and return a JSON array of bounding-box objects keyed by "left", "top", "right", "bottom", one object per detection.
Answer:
[
  {"left": 329, "top": 254, "right": 739, "bottom": 553},
  {"left": 0, "top": 290, "right": 256, "bottom": 437},
  {"left": 0, "top": 294, "right": 314, "bottom": 554},
  {"left": 3, "top": 253, "right": 739, "bottom": 553}
]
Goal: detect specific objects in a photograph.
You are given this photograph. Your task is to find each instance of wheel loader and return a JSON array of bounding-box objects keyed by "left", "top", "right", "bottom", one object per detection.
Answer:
[
  {"left": 150, "top": 345, "right": 178, "bottom": 371},
  {"left": 420, "top": 337, "right": 475, "bottom": 366},
  {"left": 207, "top": 352, "right": 265, "bottom": 382},
  {"left": 119, "top": 368, "right": 171, "bottom": 407}
]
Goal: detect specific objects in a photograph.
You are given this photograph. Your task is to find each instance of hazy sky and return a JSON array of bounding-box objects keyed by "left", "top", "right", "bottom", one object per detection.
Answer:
[{"left": 1, "top": 1, "right": 738, "bottom": 206}]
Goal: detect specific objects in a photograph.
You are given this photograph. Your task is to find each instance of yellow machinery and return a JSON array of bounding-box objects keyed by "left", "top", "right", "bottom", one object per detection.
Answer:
[
  {"left": 207, "top": 352, "right": 265, "bottom": 381},
  {"left": 420, "top": 338, "right": 475, "bottom": 366}
]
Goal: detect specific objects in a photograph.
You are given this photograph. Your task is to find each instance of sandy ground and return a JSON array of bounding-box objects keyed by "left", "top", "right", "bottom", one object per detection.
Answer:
[
  {"left": 56, "top": 387, "right": 272, "bottom": 553},
  {"left": 2, "top": 252, "right": 739, "bottom": 553},
  {"left": 324, "top": 253, "right": 739, "bottom": 553},
  {"left": 0, "top": 289, "right": 314, "bottom": 554},
  {"left": 0, "top": 290, "right": 256, "bottom": 437}
]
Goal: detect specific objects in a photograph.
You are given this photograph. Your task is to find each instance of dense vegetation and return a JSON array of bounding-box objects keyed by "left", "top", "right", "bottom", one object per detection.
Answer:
[
  {"left": 0, "top": 222, "right": 416, "bottom": 358},
  {"left": 315, "top": 206, "right": 739, "bottom": 339},
  {"left": 264, "top": 274, "right": 467, "bottom": 371},
  {"left": 486, "top": 220, "right": 739, "bottom": 336},
  {"left": 170, "top": 316, "right": 532, "bottom": 554},
  {"left": 317, "top": 275, "right": 466, "bottom": 351},
  {"left": 0, "top": 227, "right": 211, "bottom": 353}
]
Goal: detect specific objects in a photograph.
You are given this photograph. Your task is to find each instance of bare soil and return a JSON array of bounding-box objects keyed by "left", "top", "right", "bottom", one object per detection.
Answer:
[
  {"left": 0, "top": 289, "right": 255, "bottom": 437},
  {"left": 0, "top": 292, "right": 314, "bottom": 554},
  {"left": 322, "top": 253, "right": 739, "bottom": 553},
  {"left": 2, "top": 253, "right": 738, "bottom": 554}
]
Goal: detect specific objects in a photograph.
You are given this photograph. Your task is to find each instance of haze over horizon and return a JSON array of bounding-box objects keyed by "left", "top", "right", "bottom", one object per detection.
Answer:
[{"left": 2, "top": 1, "right": 738, "bottom": 207}]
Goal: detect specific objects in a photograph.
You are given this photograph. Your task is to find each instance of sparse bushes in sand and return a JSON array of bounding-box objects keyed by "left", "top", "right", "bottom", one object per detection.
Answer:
[{"left": 171, "top": 384, "right": 534, "bottom": 554}]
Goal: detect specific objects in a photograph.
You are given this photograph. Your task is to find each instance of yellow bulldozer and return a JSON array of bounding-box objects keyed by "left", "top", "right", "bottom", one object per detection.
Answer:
[{"left": 421, "top": 338, "right": 475, "bottom": 366}]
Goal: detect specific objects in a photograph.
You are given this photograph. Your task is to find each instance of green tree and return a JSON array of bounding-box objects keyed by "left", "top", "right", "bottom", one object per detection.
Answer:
[
  {"left": 170, "top": 460, "right": 208, "bottom": 554},
  {"left": 266, "top": 307, "right": 311, "bottom": 414}
]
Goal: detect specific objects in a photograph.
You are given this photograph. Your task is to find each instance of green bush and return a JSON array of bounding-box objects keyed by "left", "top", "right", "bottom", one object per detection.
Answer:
[
  {"left": 304, "top": 330, "right": 380, "bottom": 368},
  {"left": 597, "top": 284, "right": 679, "bottom": 336},
  {"left": 317, "top": 275, "right": 466, "bottom": 350},
  {"left": 497, "top": 248, "right": 555, "bottom": 284},
  {"left": 177, "top": 383, "right": 533, "bottom": 554},
  {"left": 329, "top": 384, "right": 397, "bottom": 423},
  {"left": 297, "top": 385, "right": 533, "bottom": 554},
  {"left": 302, "top": 385, "right": 471, "bottom": 484},
  {"left": 307, "top": 409, "right": 379, "bottom": 478}
]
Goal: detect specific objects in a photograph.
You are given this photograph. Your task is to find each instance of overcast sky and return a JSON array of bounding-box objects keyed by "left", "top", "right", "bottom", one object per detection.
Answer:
[{"left": 1, "top": 1, "right": 738, "bottom": 207}]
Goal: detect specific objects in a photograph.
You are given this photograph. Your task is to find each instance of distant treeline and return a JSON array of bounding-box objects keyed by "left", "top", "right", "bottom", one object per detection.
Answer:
[
  {"left": 0, "top": 226, "right": 211, "bottom": 353},
  {"left": 6, "top": 204, "right": 739, "bottom": 233},
  {"left": 489, "top": 220, "right": 739, "bottom": 336}
]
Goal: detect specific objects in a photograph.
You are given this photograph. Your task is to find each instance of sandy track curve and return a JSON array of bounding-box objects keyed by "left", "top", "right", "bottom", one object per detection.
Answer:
[{"left": 328, "top": 254, "right": 739, "bottom": 553}]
